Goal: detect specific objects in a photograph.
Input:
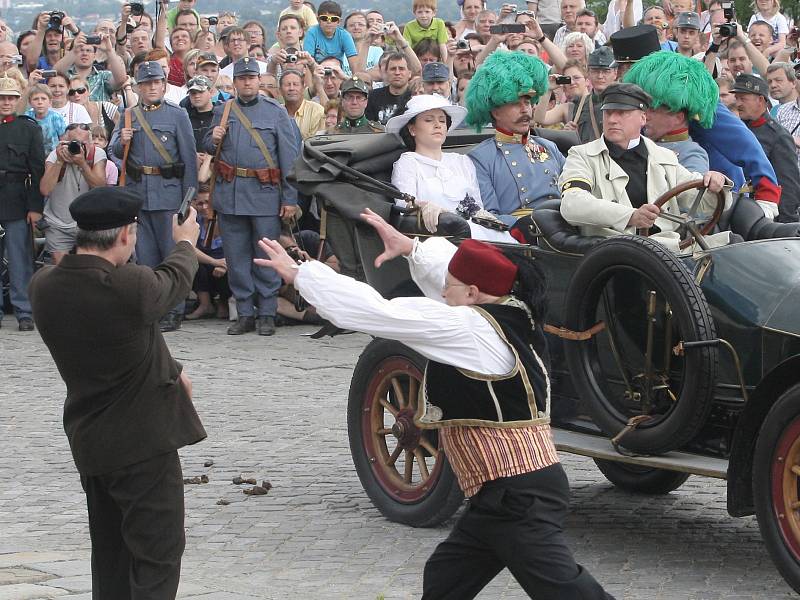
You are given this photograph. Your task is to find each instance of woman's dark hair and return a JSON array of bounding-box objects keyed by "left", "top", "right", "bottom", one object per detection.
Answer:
[
  {"left": 16, "top": 30, "right": 36, "bottom": 56},
  {"left": 413, "top": 38, "right": 440, "bottom": 59},
  {"left": 398, "top": 112, "right": 452, "bottom": 151},
  {"left": 508, "top": 253, "right": 548, "bottom": 326}
]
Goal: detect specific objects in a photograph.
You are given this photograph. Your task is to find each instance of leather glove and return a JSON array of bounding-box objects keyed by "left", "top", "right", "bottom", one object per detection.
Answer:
[{"left": 418, "top": 200, "right": 446, "bottom": 233}]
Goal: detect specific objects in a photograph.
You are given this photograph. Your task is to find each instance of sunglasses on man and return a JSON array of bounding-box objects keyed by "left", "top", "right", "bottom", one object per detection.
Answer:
[{"left": 318, "top": 15, "right": 341, "bottom": 23}]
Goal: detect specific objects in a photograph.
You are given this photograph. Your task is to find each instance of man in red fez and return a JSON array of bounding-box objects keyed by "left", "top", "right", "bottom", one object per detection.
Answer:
[{"left": 255, "top": 212, "right": 614, "bottom": 600}]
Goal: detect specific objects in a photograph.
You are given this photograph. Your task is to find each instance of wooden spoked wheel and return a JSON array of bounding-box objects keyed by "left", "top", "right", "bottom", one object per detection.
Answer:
[{"left": 771, "top": 416, "right": 800, "bottom": 560}]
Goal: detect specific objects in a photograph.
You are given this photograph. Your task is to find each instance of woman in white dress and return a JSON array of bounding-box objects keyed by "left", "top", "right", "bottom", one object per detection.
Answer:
[{"left": 387, "top": 94, "right": 516, "bottom": 243}]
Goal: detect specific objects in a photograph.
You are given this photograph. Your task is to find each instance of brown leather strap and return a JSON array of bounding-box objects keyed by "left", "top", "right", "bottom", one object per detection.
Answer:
[
  {"left": 203, "top": 100, "right": 234, "bottom": 248},
  {"left": 544, "top": 321, "right": 605, "bottom": 341},
  {"left": 132, "top": 106, "right": 173, "bottom": 164},
  {"left": 119, "top": 108, "right": 132, "bottom": 186},
  {"left": 572, "top": 92, "right": 589, "bottom": 126},
  {"left": 229, "top": 100, "right": 278, "bottom": 171},
  {"left": 588, "top": 95, "right": 601, "bottom": 140}
]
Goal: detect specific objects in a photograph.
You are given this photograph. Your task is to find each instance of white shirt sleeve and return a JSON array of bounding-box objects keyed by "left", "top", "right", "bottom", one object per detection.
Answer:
[
  {"left": 294, "top": 258, "right": 516, "bottom": 376},
  {"left": 391, "top": 153, "right": 419, "bottom": 206}
]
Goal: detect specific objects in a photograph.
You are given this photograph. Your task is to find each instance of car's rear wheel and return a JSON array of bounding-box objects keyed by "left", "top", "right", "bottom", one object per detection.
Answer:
[
  {"left": 594, "top": 459, "right": 690, "bottom": 494},
  {"left": 563, "top": 236, "right": 718, "bottom": 454},
  {"left": 754, "top": 383, "right": 800, "bottom": 594},
  {"left": 347, "top": 338, "right": 463, "bottom": 527}
]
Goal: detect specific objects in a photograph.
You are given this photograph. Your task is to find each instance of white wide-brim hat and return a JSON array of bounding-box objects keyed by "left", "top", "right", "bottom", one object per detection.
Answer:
[{"left": 385, "top": 94, "right": 467, "bottom": 134}]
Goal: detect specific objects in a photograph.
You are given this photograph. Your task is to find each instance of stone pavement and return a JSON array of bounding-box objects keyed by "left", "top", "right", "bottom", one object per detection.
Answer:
[{"left": 0, "top": 316, "right": 795, "bottom": 600}]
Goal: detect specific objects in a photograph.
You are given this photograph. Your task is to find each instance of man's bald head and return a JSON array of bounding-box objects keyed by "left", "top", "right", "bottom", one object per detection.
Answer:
[{"left": 0, "top": 41, "right": 18, "bottom": 74}]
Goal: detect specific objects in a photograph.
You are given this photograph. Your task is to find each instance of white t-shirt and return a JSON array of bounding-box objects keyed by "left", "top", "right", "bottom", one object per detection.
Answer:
[
  {"left": 44, "top": 146, "right": 108, "bottom": 229},
  {"left": 220, "top": 59, "right": 270, "bottom": 79},
  {"left": 52, "top": 102, "right": 92, "bottom": 126},
  {"left": 749, "top": 12, "right": 789, "bottom": 43},
  {"left": 391, "top": 151, "right": 516, "bottom": 242},
  {"left": 165, "top": 84, "right": 187, "bottom": 104}
]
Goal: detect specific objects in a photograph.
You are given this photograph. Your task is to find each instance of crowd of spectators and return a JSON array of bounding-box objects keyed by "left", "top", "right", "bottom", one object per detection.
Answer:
[{"left": 2, "top": 0, "right": 800, "bottom": 332}]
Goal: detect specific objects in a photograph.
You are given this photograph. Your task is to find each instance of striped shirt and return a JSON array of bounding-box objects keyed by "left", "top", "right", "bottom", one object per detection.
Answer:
[
  {"left": 442, "top": 423, "right": 560, "bottom": 497},
  {"left": 776, "top": 99, "right": 800, "bottom": 171}
]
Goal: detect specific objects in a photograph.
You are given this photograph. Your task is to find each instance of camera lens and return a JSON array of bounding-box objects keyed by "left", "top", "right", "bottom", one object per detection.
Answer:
[
  {"left": 67, "top": 141, "right": 82, "bottom": 155},
  {"left": 456, "top": 40, "right": 469, "bottom": 50},
  {"left": 208, "top": 16, "right": 218, "bottom": 25},
  {"left": 287, "top": 54, "right": 298, "bottom": 62},
  {"left": 324, "top": 68, "right": 332, "bottom": 76}
]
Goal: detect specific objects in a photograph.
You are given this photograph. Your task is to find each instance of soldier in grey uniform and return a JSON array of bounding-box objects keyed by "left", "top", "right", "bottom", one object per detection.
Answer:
[
  {"left": 329, "top": 77, "right": 385, "bottom": 135},
  {"left": 203, "top": 57, "right": 302, "bottom": 336},
  {"left": 575, "top": 46, "right": 616, "bottom": 144},
  {"left": 110, "top": 61, "right": 198, "bottom": 332}
]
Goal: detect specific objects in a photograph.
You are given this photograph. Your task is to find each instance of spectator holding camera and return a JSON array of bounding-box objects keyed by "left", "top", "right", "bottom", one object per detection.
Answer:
[
  {"left": 533, "top": 61, "right": 589, "bottom": 130},
  {"left": 54, "top": 33, "right": 126, "bottom": 103},
  {"left": 26, "top": 12, "right": 79, "bottom": 74},
  {"left": 39, "top": 123, "right": 107, "bottom": 264}
]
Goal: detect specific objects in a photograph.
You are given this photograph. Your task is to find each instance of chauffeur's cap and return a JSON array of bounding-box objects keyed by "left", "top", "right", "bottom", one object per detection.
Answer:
[
  {"left": 70, "top": 188, "right": 143, "bottom": 231},
  {"left": 600, "top": 82, "right": 652, "bottom": 111},
  {"left": 732, "top": 73, "right": 770, "bottom": 100},
  {"left": 233, "top": 56, "right": 260, "bottom": 77},
  {"left": 610, "top": 25, "right": 661, "bottom": 64},
  {"left": 135, "top": 61, "right": 166, "bottom": 83}
]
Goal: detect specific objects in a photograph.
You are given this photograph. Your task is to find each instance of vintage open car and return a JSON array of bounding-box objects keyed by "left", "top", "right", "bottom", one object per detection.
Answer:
[{"left": 290, "top": 128, "right": 800, "bottom": 594}]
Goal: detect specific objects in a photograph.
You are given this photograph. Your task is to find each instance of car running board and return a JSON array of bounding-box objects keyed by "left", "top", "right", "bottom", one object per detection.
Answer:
[{"left": 553, "top": 429, "right": 729, "bottom": 479}]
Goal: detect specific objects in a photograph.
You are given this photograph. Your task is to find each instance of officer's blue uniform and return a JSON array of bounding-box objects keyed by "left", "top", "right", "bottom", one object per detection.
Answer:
[
  {"left": 657, "top": 138, "right": 709, "bottom": 174},
  {"left": 469, "top": 134, "right": 565, "bottom": 225},
  {"left": 202, "top": 58, "right": 301, "bottom": 322},
  {"left": 110, "top": 62, "right": 198, "bottom": 322}
]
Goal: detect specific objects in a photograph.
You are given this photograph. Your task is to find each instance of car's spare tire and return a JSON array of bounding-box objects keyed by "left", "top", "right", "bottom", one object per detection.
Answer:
[{"left": 563, "top": 236, "right": 718, "bottom": 454}]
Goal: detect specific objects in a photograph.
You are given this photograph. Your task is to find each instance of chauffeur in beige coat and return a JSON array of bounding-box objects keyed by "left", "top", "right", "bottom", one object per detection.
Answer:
[{"left": 559, "top": 83, "right": 732, "bottom": 252}]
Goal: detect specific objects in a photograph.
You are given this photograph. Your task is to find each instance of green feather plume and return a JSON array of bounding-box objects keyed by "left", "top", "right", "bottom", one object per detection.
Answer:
[
  {"left": 623, "top": 51, "right": 718, "bottom": 129},
  {"left": 465, "top": 51, "right": 550, "bottom": 128}
]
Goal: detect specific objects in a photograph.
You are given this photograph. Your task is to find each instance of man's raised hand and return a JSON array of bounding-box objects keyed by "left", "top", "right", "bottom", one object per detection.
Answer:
[{"left": 360, "top": 208, "right": 414, "bottom": 267}]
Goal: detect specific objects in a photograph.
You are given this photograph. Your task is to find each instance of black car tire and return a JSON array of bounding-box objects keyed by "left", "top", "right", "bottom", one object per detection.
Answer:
[
  {"left": 753, "top": 383, "right": 800, "bottom": 594},
  {"left": 347, "top": 338, "right": 463, "bottom": 527},
  {"left": 594, "top": 459, "right": 690, "bottom": 494},
  {"left": 564, "top": 236, "right": 718, "bottom": 454}
]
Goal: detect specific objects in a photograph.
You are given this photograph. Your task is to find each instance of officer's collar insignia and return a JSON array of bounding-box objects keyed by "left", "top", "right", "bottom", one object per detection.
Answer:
[
  {"left": 495, "top": 127, "right": 528, "bottom": 146},
  {"left": 142, "top": 100, "right": 163, "bottom": 111},
  {"left": 1, "top": 115, "right": 14, "bottom": 124}
]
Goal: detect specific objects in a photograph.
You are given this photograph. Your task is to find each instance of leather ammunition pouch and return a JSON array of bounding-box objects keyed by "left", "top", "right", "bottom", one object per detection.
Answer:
[
  {"left": 160, "top": 162, "right": 185, "bottom": 180},
  {"left": 125, "top": 160, "right": 143, "bottom": 183},
  {"left": 216, "top": 160, "right": 281, "bottom": 185},
  {"left": 216, "top": 160, "right": 235, "bottom": 183}
]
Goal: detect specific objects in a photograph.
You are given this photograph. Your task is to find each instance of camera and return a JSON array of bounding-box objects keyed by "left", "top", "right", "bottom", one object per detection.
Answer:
[
  {"left": 208, "top": 16, "right": 218, "bottom": 25},
  {"left": 456, "top": 39, "right": 470, "bottom": 50},
  {"left": 383, "top": 24, "right": 391, "bottom": 33},
  {"left": 489, "top": 23, "right": 526, "bottom": 34},
  {"left": 48, "top": 11, "right": 65, "bottom": 29},
  {"left": 555, "top": 75, "right": 572, "bottom": 85},
  {"left": 722, "top": 1, "right": 734, "bottom": 21},
  {"left": 67, "top": 140, "right": 83, "bottom": 155},
  {"left": 40, "top": 69, "right": 58, "bottom": 78},
  {"left": 129, "top": 2, "right": 144, "bottom": 16},
  {"left": 11, "top": 54, "right": 23, "bottom": 64},
  {"left": 718, "top": 22, "right": 737, "bottom": 37},
  {"left": 126, "top": 18, "right": 137, "bottom": 33},
  {"left": 287, "top": 54, "right": 298, "bottom": 63},
  {"left": 85, "top": 35, "right": 102, "bottom": 45},
  {"left": 323, "top": 67, "right": 333, "bottom": 76}
]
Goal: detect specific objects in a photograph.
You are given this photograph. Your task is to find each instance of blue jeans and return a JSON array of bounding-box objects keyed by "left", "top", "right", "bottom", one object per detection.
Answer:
[{"left": 0, "top": 218, "right": 34, "bottom": 321}]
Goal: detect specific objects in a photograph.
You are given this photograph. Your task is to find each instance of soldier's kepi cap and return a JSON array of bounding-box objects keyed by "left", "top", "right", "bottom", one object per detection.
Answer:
[
  {"left": 0, "top": 75, "right": 22, "bottom": 97},
  {"left": 610, "top": 24, "right": 661, "bottom": 64},
  {"left": 233, "top": 56, "right": 260, "bottom": 77},
  {"left": 136, "top": 61, "right": 166, "bottom": 83},
  {"left": 339, "top": 76, "right": 370, "bottom": 96},
  {"left": 588, "top": 46, "right": 615, "bottom": 69},
  {"left": 70, "top": 188, "right": 143, "bottom": 231},
  {"left": 600, "top": 82, "right": 652, "bottom": 111},
  {"left": 732, "top": 73, "right": 770, "bottom": 100},
  {"left": 422, "top": 61, "right": 450, "bottom": 82},
  {"left": 187, "top": 75, "right": 213, "bottom": 92},
  {"left": 675, "top": 11, "right": 701, "bottom": 30}
]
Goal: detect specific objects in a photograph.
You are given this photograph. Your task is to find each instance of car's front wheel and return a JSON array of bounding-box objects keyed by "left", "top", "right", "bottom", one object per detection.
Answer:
[{"left": 754, "top": 383, "right": 800, "bottom": 594}]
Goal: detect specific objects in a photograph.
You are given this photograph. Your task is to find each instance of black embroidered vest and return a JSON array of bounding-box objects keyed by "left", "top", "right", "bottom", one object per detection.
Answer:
[{"left": 416, "top": 302, "right": 551, "bottom": 429}]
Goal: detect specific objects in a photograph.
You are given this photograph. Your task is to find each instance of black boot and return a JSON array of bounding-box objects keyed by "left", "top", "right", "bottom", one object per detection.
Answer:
[
  {"left": 159, "top": 313, "right": 182, "bottom": 333},
  {"left": 227, "top": 316, "right": 255, "bottom": 335},
  {"left": 256, "top": 316, "right": 275, "bottom": 336}
]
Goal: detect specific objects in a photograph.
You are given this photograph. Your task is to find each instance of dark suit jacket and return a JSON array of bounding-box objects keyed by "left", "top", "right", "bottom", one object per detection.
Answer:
[{"left": 29, "top": 241, "right": 206, "bottom": 476}]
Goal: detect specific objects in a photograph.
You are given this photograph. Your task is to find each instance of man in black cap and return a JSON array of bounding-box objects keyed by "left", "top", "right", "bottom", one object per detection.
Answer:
[
  {"left": 422, "top": 61, "right": 453, "bottom": 101},
  {"left": 28, "top": 187, "right": 207, "bottom": 600},
  {"left": 203, "top": 56, "right": 302, "bottom": 336},
  {"left": 734, "top": 73, "right": 800, "bottom": 222},
  {"left": 560, "top": 82, "right": 731, "bottom": 252},
  {"left": 575, "top": 46, "right": 617, "bottom": 143},
  {"left": 110, "top": 60, "right": 198, "bottom": 332}
]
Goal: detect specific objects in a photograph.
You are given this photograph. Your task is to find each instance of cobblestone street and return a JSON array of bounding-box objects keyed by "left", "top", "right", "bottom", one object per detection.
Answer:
[{"left": 0, "top": 316, "right": 795, "bottom": 600}]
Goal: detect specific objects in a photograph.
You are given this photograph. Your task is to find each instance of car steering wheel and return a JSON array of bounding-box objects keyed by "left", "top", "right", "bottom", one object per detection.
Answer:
[{"left": 639, "top": 179, "right": 726, "bottom": 250}]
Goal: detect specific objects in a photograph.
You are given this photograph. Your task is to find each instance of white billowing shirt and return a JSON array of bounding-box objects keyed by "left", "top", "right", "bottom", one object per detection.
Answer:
[
  {"left": 52, "top": 102, "right": 92, "bottom": 126},
  {"left": 392, "top": 151, "right": 516, "bottom": 243}
]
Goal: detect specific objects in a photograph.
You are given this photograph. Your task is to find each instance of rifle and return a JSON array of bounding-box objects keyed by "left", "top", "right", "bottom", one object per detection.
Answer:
[{"left": 203, "top": 99, "right": 233, "bottom": 249}]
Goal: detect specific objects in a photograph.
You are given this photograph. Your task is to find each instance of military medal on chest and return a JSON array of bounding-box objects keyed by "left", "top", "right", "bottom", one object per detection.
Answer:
[{"left": 526, "top": 142, "right": 549, "bottom": 163}]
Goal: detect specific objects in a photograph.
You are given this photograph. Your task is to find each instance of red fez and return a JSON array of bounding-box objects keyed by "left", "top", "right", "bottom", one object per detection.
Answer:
[{"left": 448, "top": 239, "right": 518, "bottom": 297}]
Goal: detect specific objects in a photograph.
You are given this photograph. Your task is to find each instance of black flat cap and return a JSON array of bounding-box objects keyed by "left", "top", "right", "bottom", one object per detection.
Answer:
[
  {"left": 732, "top": 73, "right": 770, "bottom": 100},
  {"left": 610, "top": 25, "right": 660, "bottom": 64},
  {"left": 600, "top": 82, "right": 652, "bottom": 111},
  {"left": 70, "top": 188, "right": 143, "bottom": 231}
]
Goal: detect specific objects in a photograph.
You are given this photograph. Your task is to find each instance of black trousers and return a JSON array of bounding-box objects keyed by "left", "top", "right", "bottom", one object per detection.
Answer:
[
  {"left": 422, "top": 463, "right": 614, "bottom": 600},
  {"left": 80, "top": 451, "right": 185, "bottom": 600}
]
